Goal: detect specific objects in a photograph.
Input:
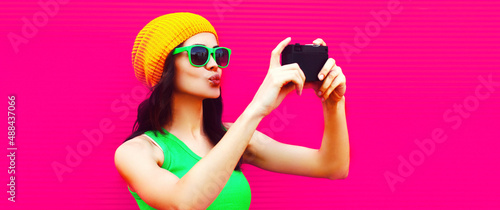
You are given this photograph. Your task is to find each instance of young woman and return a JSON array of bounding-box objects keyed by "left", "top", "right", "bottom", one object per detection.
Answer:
[{"left": 114, "top": 12, "right": 349, "bottom": 210}]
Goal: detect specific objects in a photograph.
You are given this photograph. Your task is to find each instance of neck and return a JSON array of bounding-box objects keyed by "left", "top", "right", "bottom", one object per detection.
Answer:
[{"left": 164, "top": 92, "right": 205, "bottom": 140}]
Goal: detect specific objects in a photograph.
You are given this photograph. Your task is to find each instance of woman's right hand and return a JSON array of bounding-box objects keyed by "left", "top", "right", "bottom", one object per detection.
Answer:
[{"left": 249, "top": 37, "right": 306, "bottom": 117}]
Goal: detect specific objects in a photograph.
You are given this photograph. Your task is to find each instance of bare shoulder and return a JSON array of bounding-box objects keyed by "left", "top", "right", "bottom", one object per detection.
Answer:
[
  {"left": 114, "top": 135, "right": 180, "bottom": 207},
  {"left": 116, "top": 135, "right": 153, "bottom": 155},
  {"left": 114, "top": 135, "right": 160, "bottom": 168}
]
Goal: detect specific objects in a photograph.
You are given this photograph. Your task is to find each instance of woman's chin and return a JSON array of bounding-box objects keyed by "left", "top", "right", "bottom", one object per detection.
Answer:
[
  {"left": 205, "top": 90, "right": 221, "bottom": 99},
  {"left": 208, "top": 93, "right": 221, "bottom": 99}
]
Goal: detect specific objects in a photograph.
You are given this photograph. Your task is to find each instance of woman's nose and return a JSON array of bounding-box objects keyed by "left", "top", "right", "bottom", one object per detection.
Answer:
[{"left": 205, "top": 55, "right": 218, "bottom": 71}]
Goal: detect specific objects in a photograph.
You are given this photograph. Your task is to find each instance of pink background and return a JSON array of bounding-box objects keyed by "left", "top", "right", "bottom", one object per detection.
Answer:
[{"left": 2, "top": 0, "right": 500, "bottom": 209}]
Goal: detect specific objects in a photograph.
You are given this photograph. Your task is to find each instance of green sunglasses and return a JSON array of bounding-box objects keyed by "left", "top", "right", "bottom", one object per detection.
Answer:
[{"left": 173, "top": 45, "right": 232, "bottom": 68}]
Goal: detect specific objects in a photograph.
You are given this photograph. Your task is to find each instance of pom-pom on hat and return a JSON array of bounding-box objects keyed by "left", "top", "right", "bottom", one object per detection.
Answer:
[{"left": 131, "top": 12, "right": 219, "bottom": 88}]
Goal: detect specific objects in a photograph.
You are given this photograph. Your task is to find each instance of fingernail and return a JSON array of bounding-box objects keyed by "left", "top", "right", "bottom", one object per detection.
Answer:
[
  {"left": 318, "top": 91, "right": 323, "bottom": 96},
  {"left": 321, "top": 97, "right": 325, "bottom": 102},
  {"left": 319, "top": 74, "right": 324, "bottom": 80}
]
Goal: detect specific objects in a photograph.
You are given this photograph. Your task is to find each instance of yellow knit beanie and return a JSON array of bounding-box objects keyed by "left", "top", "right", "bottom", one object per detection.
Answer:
[{"left": 131, "top": 12, "right": 219, "bottom": 88}]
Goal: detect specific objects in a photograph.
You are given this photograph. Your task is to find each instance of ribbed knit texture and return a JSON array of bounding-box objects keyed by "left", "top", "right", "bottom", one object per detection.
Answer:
[
  {"left": 128, "top": 128, "right": 251, "bottom": 209},
  {"left": 131, "top": 12, "right": 219, "bottom": 88}
]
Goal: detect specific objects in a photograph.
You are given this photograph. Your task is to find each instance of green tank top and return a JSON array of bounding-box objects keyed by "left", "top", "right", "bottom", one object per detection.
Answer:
[{"left": 128, "top": 127, "right": 251, "bottom": 209}]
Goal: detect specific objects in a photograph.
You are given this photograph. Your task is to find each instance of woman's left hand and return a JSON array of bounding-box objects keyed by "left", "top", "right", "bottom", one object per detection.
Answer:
[{"left": 311, "top": 38, "right": 346, "bottom": 103}]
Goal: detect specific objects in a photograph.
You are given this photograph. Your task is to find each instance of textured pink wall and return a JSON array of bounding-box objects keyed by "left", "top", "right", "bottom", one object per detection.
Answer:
[{"left": 1, "top": 0, "right": 499, "bottom": 209}]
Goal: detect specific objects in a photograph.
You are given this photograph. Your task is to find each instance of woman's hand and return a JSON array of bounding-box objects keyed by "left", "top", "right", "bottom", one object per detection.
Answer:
[
  {"left": 311, "top": 38, "right": 347, "bottom": 104},
  {"left": 249, "top": 37, "right": 306, "bottom": 117}
]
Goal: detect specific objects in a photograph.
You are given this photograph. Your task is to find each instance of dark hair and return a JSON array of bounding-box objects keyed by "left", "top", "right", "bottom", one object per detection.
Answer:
[{"left": 125, "top": 43, "right": 242, "bottom": 171}]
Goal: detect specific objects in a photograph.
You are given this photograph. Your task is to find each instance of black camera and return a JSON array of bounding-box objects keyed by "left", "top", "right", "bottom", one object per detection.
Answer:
[{"left": 281, "top": 43, "right": 328, "bottom": 82}]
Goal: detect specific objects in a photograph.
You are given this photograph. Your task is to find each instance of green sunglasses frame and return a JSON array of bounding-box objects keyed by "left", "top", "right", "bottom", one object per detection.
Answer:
[{"left": 173, "top": 45, "right": 232, "bottom": 68}]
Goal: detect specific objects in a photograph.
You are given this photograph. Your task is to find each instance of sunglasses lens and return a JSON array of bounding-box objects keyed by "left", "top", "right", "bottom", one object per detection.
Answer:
[
  {"left": 190, "top": 46, "right": 209, "bottom": 66},
  {"left": 215, "top": 48, "right": 229, "bottom": 67}
]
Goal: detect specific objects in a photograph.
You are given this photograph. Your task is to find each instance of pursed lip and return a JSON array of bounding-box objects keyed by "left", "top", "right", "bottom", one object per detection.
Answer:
[
  {"left": 208, "top": 74, "right": 221, "bottom": 85},
  {"left": 209, "top": 74, "right": 220, "bottom": 81}
]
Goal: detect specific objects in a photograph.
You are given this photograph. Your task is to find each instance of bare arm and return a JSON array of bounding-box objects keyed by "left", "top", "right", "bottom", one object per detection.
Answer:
[
  {"left": 318, "top": 96, "right": 349, "bottom": 179},
  {"left": 227, "top": 98, "right": 349, "bottom": 180},
  {"left": 115, "top": 107, "right": 263, "bottom": 209}
]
